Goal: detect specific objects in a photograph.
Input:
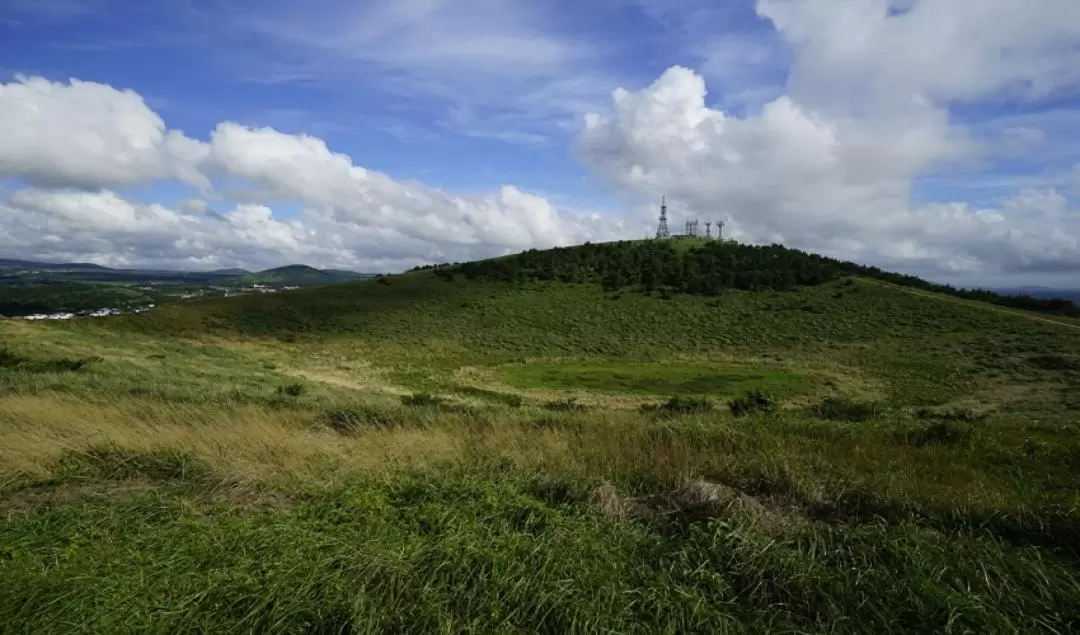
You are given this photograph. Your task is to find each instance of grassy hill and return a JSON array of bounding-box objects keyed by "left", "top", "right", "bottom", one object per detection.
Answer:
[
  {"left": 2, "top": 240, "right": 1080, "bottom": 633},
  {"left": 0, "top": 281, "right": 164, "bottom": 316},
  {"left": 227, "top": 264, "right": 372, "bottom": 286}
]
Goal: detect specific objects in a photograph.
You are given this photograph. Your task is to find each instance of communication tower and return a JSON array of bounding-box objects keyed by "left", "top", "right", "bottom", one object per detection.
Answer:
[{"left": 655, "top": 196, "right": 670, "bottom": 239}]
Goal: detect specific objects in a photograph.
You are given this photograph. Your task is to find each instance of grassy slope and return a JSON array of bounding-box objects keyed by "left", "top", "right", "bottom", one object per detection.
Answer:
[
  {"left": 2, "top": 270, "right": 1080, "bottom": 632},
  {"left": 226, "top": 264, "right": 358, "bottom": 286}
]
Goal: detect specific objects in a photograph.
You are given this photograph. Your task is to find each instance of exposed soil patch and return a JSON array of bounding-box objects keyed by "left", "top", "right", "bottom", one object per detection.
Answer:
[{"left": 592, "top": 479, "right": 804, "bottom": 534}]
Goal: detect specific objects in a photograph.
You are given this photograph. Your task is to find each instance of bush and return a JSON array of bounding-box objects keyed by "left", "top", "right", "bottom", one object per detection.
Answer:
[
  {"left": 808, "top": 397, "right": 880, "bottom": 422},
  {"left": 0, "top": 348, "right": 27, "bottom": 368},
  {"left": 2, "top": 352, "right": 102, "bottom": 373},
  {"left": 900, "top": 420, "right": 975, "bottom": 447},
  {"left": 914, "top": 407, "right": 985, "bottom": 423},
  {"left": 542, "top": 397, "right": 587, "bottom": 412},
  {"left": 527, "top": 416, "right": 582, "bottom": 432},
  {"left": 321, "top": 407, "right": 401, "bottom": 434},
  {"left": 55, "top": 446, "right": 208, "bottom": 482},
  {"left": 641, "top": 396, "right": 713, "bottom": 416},
  {"left": 276, "top": 383, "right": 306, "bottom": 397},
  {"left": 401, "top": 393, "right": 443, "bottom": 408},
  {"left": 728, "top": 390, "right": 776, "bottom": 417}
]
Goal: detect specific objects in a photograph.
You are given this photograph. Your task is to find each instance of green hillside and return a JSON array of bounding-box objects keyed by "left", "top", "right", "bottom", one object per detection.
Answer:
[
  {"left": 0, "top": 281, "right": 162, "bottom": 315},
  {"left": 2, "top": 240, "right": 1080, "bottom": 633},
  {"left": 227, "top": 264, "right": 370, "bottom": 286}
]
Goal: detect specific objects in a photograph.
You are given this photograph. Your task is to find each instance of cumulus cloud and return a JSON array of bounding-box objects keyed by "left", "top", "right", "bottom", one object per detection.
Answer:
[
  {"left": 0, "top": 75, "right": 626, "bottom": 271},
  {"left": 579, "top": 0, "right": 1080, "bottom": 279},
  {"left": 0, "top": 75, "right": 209, "bottom": 190},
  {"left": 3, "top": 0, "right": 1080, "bottom": 282}
]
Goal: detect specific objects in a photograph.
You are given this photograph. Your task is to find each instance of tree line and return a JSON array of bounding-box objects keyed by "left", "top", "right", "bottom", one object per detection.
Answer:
[{"left": 406, "top": 240, "right": 1080, "bottom": 318}]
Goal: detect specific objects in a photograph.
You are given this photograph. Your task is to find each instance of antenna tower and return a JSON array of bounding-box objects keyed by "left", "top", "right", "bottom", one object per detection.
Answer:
[
  {"left": 705, "top": 221, "right": 712, "bottom": 238},
  {"left": 717, "top": 219, "right": 725, "bottom": 241},
  {"left": 655, "top": 196, "right": 670, "bottom": 239}
]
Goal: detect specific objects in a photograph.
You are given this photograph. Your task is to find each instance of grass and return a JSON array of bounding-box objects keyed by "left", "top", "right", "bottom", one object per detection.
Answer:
[
  {"left": 3, "top": 268, "right": 1080, "bottom": 631},
  {"left": 498, "top": 362, "right": 809, "bottom": 398}
]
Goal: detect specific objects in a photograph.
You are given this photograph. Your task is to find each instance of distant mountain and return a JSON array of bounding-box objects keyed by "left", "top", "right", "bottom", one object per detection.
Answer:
[
  {"left": 324, "top": 268, "right": 380, "bottom": 280},
  {"left": 227, "top": 265, "right": 371, "bottom": 286},
  {"left": 0, "top": 259, "right": 372, "bottom": 287},
  {"left": 0, "top": 259, "right": 111, "bottom": 271},
  {"left": 992, "top": 287, "right": 1080, "bottom": 303}
]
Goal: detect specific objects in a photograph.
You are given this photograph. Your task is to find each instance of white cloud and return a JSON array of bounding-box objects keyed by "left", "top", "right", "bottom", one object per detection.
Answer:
[
  {"left": 0, "top": 75, "right": 209, "bottom": 190},
  {"left": 0, "top": 185, "right": 624, "bottom": 272},
  {"left": 4, "top": 0, "right": 1080, "bottom": 282},
  {"left": 758, "top": 0, "right": 1080, "bottom": 110},
  {"left": 0, "top": 75, "right": 627, "bottom": 271},
  {"left": 579, "top": 61, "right": 1079, "bottom": 277},
  {"left": 575, "top": 0, "right": 1080, "bottom": 279}
]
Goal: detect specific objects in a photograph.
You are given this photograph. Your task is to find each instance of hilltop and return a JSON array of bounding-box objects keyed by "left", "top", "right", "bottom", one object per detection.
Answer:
[
  {"left": 3, "top": 239, "right": 1080, "bottom": 633},
  {"left": 225, "top": 264, "right": 374, "bottom": 286}
]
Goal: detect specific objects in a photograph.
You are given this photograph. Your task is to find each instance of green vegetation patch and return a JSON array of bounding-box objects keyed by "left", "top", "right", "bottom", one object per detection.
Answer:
[
  {"left": 2, "top": 474, "right": 1079, "bottom": 634},
  {"left": 499, "top": 362, "right": 810, "bottom": 398}
]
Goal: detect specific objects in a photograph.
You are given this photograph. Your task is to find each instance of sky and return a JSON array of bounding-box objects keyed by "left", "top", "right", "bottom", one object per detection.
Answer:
[{"left": 1, "top": 0, "right": 1080, "bottom": 287}]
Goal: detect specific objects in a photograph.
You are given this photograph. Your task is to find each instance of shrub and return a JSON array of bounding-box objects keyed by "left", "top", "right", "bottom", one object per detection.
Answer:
[
  {"left": 542, "top": 397, "right": 587, "bottom": 412},
  {"left": 454, "top": 386, "right": 523, "bottom": 407},
  {"left": 808, "top": 397, "right": 880, "bottom": 422},
  {"left": 401, "top": 393, "right": 443, "bottom": 408},
  {"left": 40, "top": 357, "right": 94, "bottom": 372},
  {"left": 900, "top": 420, "right": 975, "bottom": 447},
  {"left": 0, "top": 348, "right": 27, "bottom": 368},
  {"left": 914, "top": 407, "right": 985, "bottom": 423},
  {"left": 728, "top": 390, "right": 776, "bottom": 417},
  {"left": 55, "top": 446, "right": 208, "bottom": 482},
  {"left": 527, "top": 416, "right": 582, "bottom": 432},
  {"left": 642, "top": 396, "right": 713, "bottom": 416},
  {"left": 321, "top": 407, "right": 401, "bottom": 434},
  {"left": 276, "top": 383, "right": 306, "bottom": 397}
]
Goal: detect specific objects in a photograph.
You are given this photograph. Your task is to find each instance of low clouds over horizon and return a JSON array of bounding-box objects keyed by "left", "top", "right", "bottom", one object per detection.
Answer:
[{"left": 2, "top": 0, "right": 1080, "bottom": 285}]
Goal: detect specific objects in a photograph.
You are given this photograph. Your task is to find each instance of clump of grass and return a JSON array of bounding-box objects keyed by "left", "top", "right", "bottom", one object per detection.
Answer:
[
  {"left": 914, "top": 407, "right": 985, "bottom": 423},
  {"left": 53, "top": 445, "right": 209, "bottom": 483},
  {"left": 321, "top": 407, "right": 405, "bottom": 434},
  {"left": 900, "top": 420, "right": 976, "bottom": 447},
  {"left": 275, "top": 383, "right": 306, "bottom": 397},
  {"left": 454, "top": 385, "right": 523, "bottom": 407},
  {"left": 0, "top": 348, "right": 28, "bottom": 368},
  {"left": 401, "top": 392, "right": 443, "bottom": 408},
  {"left": 526, "top": 416, "right": 583, "bottom": 432},
  {"left": 728, "top": 390, "right": 775, "bottom": 417},
  {"left": 0, "top": 348, "right": 100, "bottom": 373},
  {"left": 808, "top": 397, "right": 881, "bottom": 422},
  {"left": 641, "top": 396, "right": 713, "bottom": 416},
  {"left": 542, "top": 397, "right": 587, "bottom": 412}
]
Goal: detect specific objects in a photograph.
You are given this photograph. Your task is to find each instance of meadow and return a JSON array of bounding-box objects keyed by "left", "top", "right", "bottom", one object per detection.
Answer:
[{"left": 2, "top": 265, "right": 1080, "bottom": 633}]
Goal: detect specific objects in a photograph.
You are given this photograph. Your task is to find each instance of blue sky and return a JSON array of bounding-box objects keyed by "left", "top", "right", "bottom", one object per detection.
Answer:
[
  {"left": 0, "top": 0, "right": 785, "bottom": 203},
  {"left": 1, "top": 0, "right": 1079, "bottom": 286}
]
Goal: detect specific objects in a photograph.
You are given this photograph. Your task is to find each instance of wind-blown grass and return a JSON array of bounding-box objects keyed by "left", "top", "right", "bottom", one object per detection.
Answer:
[{"left": 3, "top": 267, "right": 1080, "bottom": 632}]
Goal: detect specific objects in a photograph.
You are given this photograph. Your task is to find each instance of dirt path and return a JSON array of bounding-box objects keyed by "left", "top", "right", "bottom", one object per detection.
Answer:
[{"left": 282, "top": 369, "right": 411, "bottom": 396}]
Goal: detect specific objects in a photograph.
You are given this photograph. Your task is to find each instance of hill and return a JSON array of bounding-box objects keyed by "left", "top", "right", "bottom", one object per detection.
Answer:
[
  {"left": 227, "top": 264, "right": 372, "bottom": 286},
  {"left": 412, "top": 239, "right": 1080, "bottom": 318},
  {"left": 2, "top": 240, "right": 1080, "bottom": 632}
]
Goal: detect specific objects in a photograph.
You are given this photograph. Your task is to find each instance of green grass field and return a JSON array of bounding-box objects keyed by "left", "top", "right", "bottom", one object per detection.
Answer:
[{"left": 2, "top": 263, "right": 1080, "bottom": 633}]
